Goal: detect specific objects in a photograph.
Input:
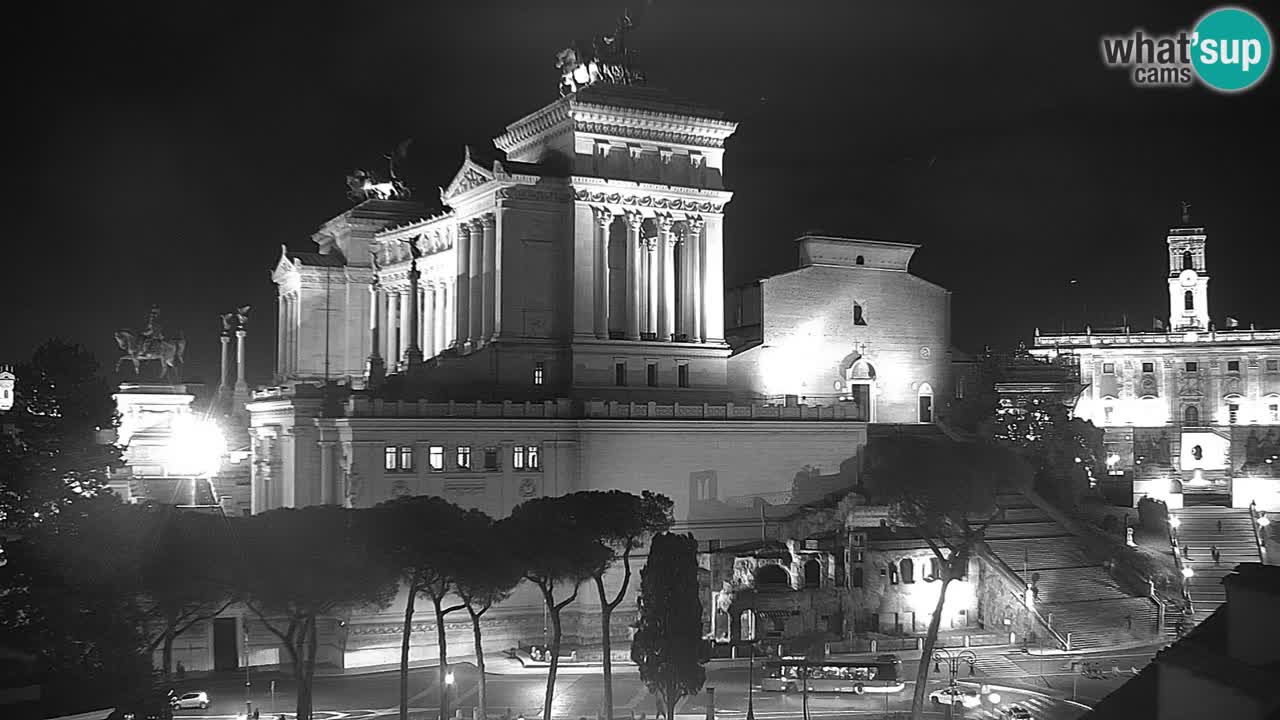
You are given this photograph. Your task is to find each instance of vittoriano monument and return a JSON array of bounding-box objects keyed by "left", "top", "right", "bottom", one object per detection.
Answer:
[{"left": 115, "top": 305, "right": 186, "bottom": 382}]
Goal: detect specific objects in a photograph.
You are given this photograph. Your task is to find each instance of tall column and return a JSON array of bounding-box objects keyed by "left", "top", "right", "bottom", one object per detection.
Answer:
[
  {"left": 469, "top": 218, "right": 484, "bottom": 349},
  {"left": 404, "top": 258, "right": 423, "bottom": 369},
  {"left": 387, "top": 290, "right": 400, "bottom": 365},
  {"left": 455, "top": 223, "right": 471, "bottom": 350},
  {"left": 659, "top": 216, "right": 677, "bottom": 341},
  {"left": 703, "top": 215, "right": 725, "bottom": 343},
  {"left": 435, "top": 283, "right": 446, "bottom": 354},
  {"left": 285, "top": 294, "right": 295, "bottom": 374},
  {"left": 481, "top": 213, "right": 497, "bottom": 342},
  {"left": 593, "top": 208, "right": 612, "bottom": 339},
  {"left": 687, "top": 218, "right": 705, "bottom": 343},
  {"left": 398, "top": 288, "right": 413, "bottom": 368},
  {"left": 444, "top": 279, "right": 454, "bottom": 348},
  {"left": 235, "top": 329, "right": 248, "bottom": 392},
  {"left": 625, "top": 211, "right": 643, "bottom": 341},
  {"left": 218, "top": 334, "right": 231, "bottom": 397},
  {"left": 276, "top": 296, "right": 286, "bottom": 380},
  {"left": 646, "top": 237, "right": 659, "bottom": 337},
  {"left": 422, "top": 282, "right": 434, "bottom": 358},
  {"left": 318, "top": 440, "right": 335, "bottom": 506},
  {"left": 366, "top": 285, "right": 385, "bottom": 387}
]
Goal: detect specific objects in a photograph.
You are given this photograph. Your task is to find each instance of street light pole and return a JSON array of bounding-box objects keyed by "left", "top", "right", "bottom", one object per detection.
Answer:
[
  {"left": 444, "top": 670, "right": 455, "bottom": 720},
  {"left": 746, "top": 641, "right": 755, "bottom": 720},
  {"left": 932, "top": 649, "right": 977, "bottom": 720}
]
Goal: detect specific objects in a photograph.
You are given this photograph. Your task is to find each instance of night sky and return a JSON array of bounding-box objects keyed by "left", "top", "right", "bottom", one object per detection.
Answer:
[{"left": 6, "top": 0, "right": 1279, "bottom": 396}]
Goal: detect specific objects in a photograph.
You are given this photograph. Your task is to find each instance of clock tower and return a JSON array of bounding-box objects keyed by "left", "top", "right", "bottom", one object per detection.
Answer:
[{"left": 1167, "top": 206, "right": 1209, "bottom": 331}]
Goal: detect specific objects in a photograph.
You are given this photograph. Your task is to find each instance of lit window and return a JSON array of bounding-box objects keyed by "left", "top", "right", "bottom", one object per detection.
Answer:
[
  {"left": 853, "top": 304, "right": 867, "bottom": 326},
  {"left": 1103, "top": 363, "right": 1115, "bottom": 374},
  {"left": 1229, "top": 404, "right": 1239, "bottom": 424},
  {"left": 900, "top": 558, "right": 915, "bottom": 584},
  {"left": 1185, "top": 362, "right": 1198, "bottom": 372},
  {"left": 1270, "top": 404, "right": 1278, "bottom": 422},
  {"left": 1228, "top": 360, "right": 1241, "bottom": 372},
  {"left": 615, "top": 362, "right": 627, "bottom": 386},
  {"left": 428, "top": 446, "right": 444, "bottom": 472},
  {"left": 647, "top": 363, "right": 658, "bottom": 387},
  {"left": 1103, "top": 406, "right": 1114, "bottom": 424},
  {"left": 384, "top": 446, "right": 397, "bottom": 471},
  {"left": 385, "top": 445, "right": 413, "bottom": 472},
  {"left": 514, "top": 445, "right": 525, "bottom": 470},
  {"left": 533, "top": 361, "right": 545, "bottom": 385},
  {"left": 1269, "top": 360, "right": 1279, "bottom": 372},
  {"left": 1142, "top": 362, "right": 1154, "bottom": 373},
  {"left": 456, "top": 446, "right": 471, "bottom": 470},
  {"left": 1184, "top": 291, "right": 1194, "bottom": 311},
  {"left": 527, "top": 444, "right": 540, "bottom": 470},
  {"left": 955, "top": 377, "right": 965, "bottom": 400},
  {"left": 483, "top": 447, "right": 499, "bottom": 470},
  {"left": 678, "top": 364, "right": 690, "bottom": 388},
  {"left": 398, "top": 446, "right": 414, "bottom": 471}
]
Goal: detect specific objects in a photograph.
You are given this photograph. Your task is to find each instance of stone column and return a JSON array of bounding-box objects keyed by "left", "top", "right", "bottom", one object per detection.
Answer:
[
  {"left": 481, "top": 213, "right": 497, "bottom": 342},
  {"left": 469, "top": 218, "right": 485, "bottom": 349},
  {"left": 276, "top": 296, "right": 286, "bottom": 380},
  {"left": 318, "top": 440, "right": 336, "bottom": 506},
  {"left": 235, "top": 329, "right": 248, "bottom": 394},
  {"left": 625, "top": 211, "right": 643, "bottom": 341},
  {"left": 435, "top": 283, "right": 446, "bottom": 354},
  {"left": 399, "top": 288, "right": 414, "bottom": 368},
  {"left": 703, "top": 215, "right": 725, "bottom": 344},
  {"left": 404, "top": 257, "right": 423, "bottom": 369},
  {"left": 445, "top": 279, "right": 455, "bottom": 348},
  {"left": 646, "top": 237, "right": 659, "bottom": 337},
  {"left": 285, "top": 294, "right": 295, "bottom": 375},
  {"left": 422, "top": 282, "right": 434, "bottom": 358},
  {"left": 659, "top": 216, "right": 677, "bottom": 342},
  {"left": 219, "top": 333, "right": 231, "bottom": 397},
  {"left": 593, "top": 207, "right": 612, "bottom": 339},
  {"left": 366, "top": 285, "right": 385, "bottom": 388},
  {"left": 455, "top": 223, "right": 471, "bottom": 350},
  {"left": 687, "top": 217, "right": 705, "bottom": 343},
  {"left": 387, "top": 290, "right": 400, "bottom": 365}
]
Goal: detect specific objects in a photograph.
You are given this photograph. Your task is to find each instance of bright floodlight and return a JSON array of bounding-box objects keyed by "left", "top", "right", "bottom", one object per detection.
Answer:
[
  {"left": 445, "top": 671, "right": 455, "bottom": 685},
  {"left": 1169, "top": 516, "right": 1182, "bottom": 529},
  {"left": 987, "top": 693, "right": 1001, "bottom": 705},
  {"left": 1182, "top": 567, "right": 1195, "bottom": 578},
  {"left": 168, "top": 415, "right": 225, "bottom": 476},
  {"left": 1106, "top": 453, "right": 1120, "bottom": 467},
  {"left": 1259, "top": 515, "right": 1271, "bottom": 527}
]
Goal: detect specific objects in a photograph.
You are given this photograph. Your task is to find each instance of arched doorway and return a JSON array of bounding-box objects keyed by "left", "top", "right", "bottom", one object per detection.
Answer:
[
  {"left": 755, "top": 564, "right": 789, "bottom": 590},
  {"left": 917, "top": 382, "right": 934, "bottom": 423},
  {"left": 1184, "top": 405, "right": 1200, "bottom": 426},
  {"left": 803, "top": 558, "right": 821, "bottom": 588},
  {"left": 843, "top": 356, "right": 877, "bottom": 421},
  {"left": 899, "top": 558, "right": 915, "bottom": 584}
]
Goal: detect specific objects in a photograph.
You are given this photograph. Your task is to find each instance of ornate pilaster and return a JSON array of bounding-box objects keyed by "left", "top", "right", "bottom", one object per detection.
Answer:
[
  {"left": 481, "top": 213, "right": 497, "bottom": 342},
  {"left": 645, "top": 236, "right": 659, "bottom": 337},
  {"left": 593, "top": 207, "right": 613, "bottom": 339},
  {"left": 685, "top": 217, "right": 705, "bottom": 343},
  {"left": 366, "top": 285, "right": 385, "bottom": 389},
  {"left": 469, "top": 218, "right": 485, "bottom": 350},
  {"left": 455, "top": 222, "right": 472, "bottom": 350},
  {"left": 658, "top": 215, "right": 677, "bottom": 341},
  {"left": 422, "top": 281, "right": 434, "bottom": 358},
  {"left": 276, "top": 295, "right": 286, "bottom": 381},
  {"left": 387, "top": 290, "right": 401, "bottom": 364},
  {"left": 625, "top": 211, "right": 643, "bottom": 341}
]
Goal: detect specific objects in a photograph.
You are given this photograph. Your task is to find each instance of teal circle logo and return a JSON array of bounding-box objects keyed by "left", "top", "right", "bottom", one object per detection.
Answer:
[{"left": 1192, "top": 6, "right": 1273, "bottom": 92}]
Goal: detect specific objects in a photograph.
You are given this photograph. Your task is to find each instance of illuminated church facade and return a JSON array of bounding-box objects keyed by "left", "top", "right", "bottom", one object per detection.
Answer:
[{"left": 1032, "top": 219, "right": 1280, "bottom": 511}]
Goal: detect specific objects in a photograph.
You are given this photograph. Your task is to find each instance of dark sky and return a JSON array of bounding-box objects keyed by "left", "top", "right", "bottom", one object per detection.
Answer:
[{"left": 5, "top": 0, "right": 1279, "bottom": 394}]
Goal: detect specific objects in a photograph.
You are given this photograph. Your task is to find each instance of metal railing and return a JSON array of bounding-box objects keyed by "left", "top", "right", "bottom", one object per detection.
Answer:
[
  {"left": 1250, "top": 500, "right": 1268, "bottom": 560},
  {"left": 1168, "top": 522, "right": 1196, "bottom": 618},
  {"left": 976, "top": 545, "right": 1069, "bottom": 650}
]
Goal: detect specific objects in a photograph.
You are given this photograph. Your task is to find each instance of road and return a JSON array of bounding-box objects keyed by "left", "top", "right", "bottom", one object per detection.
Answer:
[{"left": 165, "top": 646, "right": 1160, "bottom": 720}]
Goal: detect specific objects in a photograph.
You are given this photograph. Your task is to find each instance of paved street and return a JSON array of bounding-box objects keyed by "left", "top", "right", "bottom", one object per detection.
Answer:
[{"left": 161, "top": 644, "right": 1164, "bottom": 720}]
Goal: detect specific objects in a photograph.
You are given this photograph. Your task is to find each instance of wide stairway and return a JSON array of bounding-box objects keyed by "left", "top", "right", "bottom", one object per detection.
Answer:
[
  {"left": 1173, "top": 506, "right": 1262, "bottom": 624},
  {"left": 982, "top": 494, "right": 1158, "bottom": 651}
]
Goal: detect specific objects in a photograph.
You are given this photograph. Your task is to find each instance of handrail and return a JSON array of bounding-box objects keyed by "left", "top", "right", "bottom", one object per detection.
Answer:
[
  {"left": 1249, "top": 500, "right": 1268, "bottom": 560},
  {"left": 974, "top": 543, "right": 1069, "bottom": 650},
  {"left": 1168, "top": 524, "right": 1195, "bottom": 618}
]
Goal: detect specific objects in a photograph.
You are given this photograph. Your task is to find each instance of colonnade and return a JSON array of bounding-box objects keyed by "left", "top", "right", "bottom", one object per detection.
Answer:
[{"left": 369, "top": 277, "right": 455, "bottom": 369}]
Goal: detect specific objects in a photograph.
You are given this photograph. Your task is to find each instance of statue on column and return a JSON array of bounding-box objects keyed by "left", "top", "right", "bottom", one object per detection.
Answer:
[{"left": 115, "top": 305, "right": 186, "bottom": 382}]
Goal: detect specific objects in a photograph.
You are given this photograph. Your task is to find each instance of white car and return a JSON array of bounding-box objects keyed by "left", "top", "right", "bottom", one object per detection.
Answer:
[
  {"left": 930, "top": 685, "right": 981, "bottom": 709},
  {"left": 171, "top": 692, "right": 210, "bottom": 710},
  {"left": 1001, "top": 705, "right": 1033, "bottom": 719}
]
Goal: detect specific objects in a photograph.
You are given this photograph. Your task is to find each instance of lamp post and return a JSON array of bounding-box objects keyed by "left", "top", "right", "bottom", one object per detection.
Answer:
[
  {"left": 444, "top": 670, "right": 455, "bottom": 720},
  {"left": 746, "top": 639, "right": 755, "bottom": 720},
  {"left": 932, "top": 649, "right": 976, "bottom": 719}
]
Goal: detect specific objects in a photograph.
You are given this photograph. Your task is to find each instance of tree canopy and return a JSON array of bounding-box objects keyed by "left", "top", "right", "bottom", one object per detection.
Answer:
[{"left": 631, "top": 532, "right": 706, "bottom": 720}]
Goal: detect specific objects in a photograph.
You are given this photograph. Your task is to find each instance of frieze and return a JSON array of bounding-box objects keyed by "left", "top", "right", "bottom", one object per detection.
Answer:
[
  {"left": 496, "top": 187, "right": 573, "bottom": 204},
  {"left": 573, "top": 189, "right": 723, "bottom": 213},
  {"left": 573, "top": 121, "right": 726, "bottom": 149}
]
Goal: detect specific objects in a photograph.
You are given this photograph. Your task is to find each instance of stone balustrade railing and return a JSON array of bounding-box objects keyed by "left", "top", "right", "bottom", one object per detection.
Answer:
[
  {"left": 336, "top": 397, "right": 871, "bottom": 420},
  {"left": 1036, "top": 328, "right": 1280, "bottom": 347},
  {"left": 346, "top": 398, "right": 574, "bottom": 418}
]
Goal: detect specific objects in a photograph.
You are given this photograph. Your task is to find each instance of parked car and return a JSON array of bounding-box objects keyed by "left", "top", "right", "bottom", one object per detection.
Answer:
[
  {"left": 171, "top": 691, "right": 210, "bottom": 710},
  {"left": 107, "top": 695, "right": 174, "bottom": 720},
  {"left": 929, "top": 685, "right": 982, "bottom": 709},
  {"left": 1000, "top": 704, "right": 1033, "bottom": 719}
]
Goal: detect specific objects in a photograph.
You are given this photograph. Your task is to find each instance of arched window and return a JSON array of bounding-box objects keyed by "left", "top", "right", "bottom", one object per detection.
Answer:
[
  {"left": 899, "top": 558, "right": 915, "bottom": 584},
  {"left": 855, "top": 255, "right": 865, "bottom": 265},
  {"left": 1184, "top": 291, "right": 1194, "bottom": 311},
  {"left": 803, "top": 559, "right": 821, "bottom": 588},
  {"left": 853, "top": 303, "right": 867, "bottom": 326},
  {"left": 1184, "top": 405, "right": 1200, "bottom": 425},
  {"left": 929, "top": 557, "right": 942, "bottom": 581},
  {"left": 755, "top": 564, "right": 789, "bottom": 588},
  {"left": 1183, "top": 251, "right": 1194, "bottom": 271},
  {"left": 852, "top": 567, "right": 864, "bottom": 588}
]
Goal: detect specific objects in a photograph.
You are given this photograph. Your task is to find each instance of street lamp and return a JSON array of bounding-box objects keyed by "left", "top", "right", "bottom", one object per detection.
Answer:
[
  {"left": 1182, "top": 567, "right": 1195, "bottom": 579},
  {"left": 1169, "top": 516, "right": 1181, "bottom": 530},
  {"left": 1258, "top": 515, "right": 1271, "bottom": 528},
  {"left": 932, "top": 649, "right": 977, "bottom": 719},
  {"left": 443, "top": 671, "right": 455, "bottom": 720}
]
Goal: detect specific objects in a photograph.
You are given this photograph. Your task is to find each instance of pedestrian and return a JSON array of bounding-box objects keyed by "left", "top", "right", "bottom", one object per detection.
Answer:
[
  {"left": 1212, "top": 545, "right": 1221, "bottom": 565},
  {"left": 254, "top": 710, "right": 260, "bottom": 720},
  {"left": 1125, "top": 614, "right": 1133, "bottom": 631},
  {"left": 176, "top": 662, "right": 185, "bottom": 680},
  {"left": 1217, "top": 519, "right": 1223, "bottom": 533},
  {"left": 1183, "top": 544, "right": 1190, "bottom": 559}
]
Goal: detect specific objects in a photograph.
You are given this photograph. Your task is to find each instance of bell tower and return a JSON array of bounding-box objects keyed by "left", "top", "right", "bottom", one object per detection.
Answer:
[{"left": 1167, "top": 202, "right": 1209, "bottom": 331}]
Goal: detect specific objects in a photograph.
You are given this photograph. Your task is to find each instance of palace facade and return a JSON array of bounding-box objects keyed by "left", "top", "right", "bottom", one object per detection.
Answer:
[{"left": 1032, "top": 219, "right": 1280, "bottom": 511}]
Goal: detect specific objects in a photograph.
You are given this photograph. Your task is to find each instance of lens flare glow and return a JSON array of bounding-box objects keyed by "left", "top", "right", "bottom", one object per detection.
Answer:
[{"left": 168, "top": 415, "right": 225, "bottom": 476}]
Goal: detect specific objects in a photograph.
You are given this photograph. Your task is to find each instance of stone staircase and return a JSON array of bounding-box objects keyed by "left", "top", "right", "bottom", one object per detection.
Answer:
[
  {"left": 981, "top": 493, "right": 1159, "bottom": 651},
  {"left": 1172, "top": 506, "right": 1262, "bottom": 624}
]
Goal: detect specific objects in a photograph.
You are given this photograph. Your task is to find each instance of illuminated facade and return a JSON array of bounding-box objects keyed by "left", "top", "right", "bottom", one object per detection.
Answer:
[{"left": 1032, "top": 220, "right": 1280, "bottom": 510}]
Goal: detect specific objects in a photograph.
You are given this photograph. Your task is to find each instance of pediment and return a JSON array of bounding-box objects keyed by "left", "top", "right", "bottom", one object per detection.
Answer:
[{"left": 440, "top": 147, "right": 495, "bottom": 203}]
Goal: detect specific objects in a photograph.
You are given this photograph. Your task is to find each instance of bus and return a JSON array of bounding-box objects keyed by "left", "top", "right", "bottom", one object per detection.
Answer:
[{"left": 760, "top": 655, "right": 905, "bottom": 694}]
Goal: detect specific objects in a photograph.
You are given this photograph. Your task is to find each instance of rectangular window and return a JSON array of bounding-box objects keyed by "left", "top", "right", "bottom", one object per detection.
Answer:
[
  {"left": 483, "top": 447, "right": 499, "bottom": 470},
  {"left": 1103, "top": 362, "right": 1115, "bottom": 374},
  {"left": 385, "top": 446, "right": 413, "bottom": 472},
  {"left": 1104, "top": 406, "right": 1114, "bottom": 424},
  {"left": 513, "top": 445, "right": 526, "bottom": 470},
  {"left": 1270, "top": 404, "right": 1278, "bottom": 422},
  {"left": 1269, "top": 359, "right": 1279, "bottom": 372},
  {"left": 1142, "top": 362, "right": 1155, "bottom": 373},
  {"left": 428, "top": 446, "right": 445, "bottom": 472},
  {"left": 533, "top": 361, "right": 545, "bottom": 386},
  {"left": 1229, "top": 404, "right": 1239, "bottom": 424},
  {"left": 647, "top": 363, "right": 658, "bottom": 387},
  {"left": 678, "top": 364, "right": 690, "bottom": 388},
  {"left": 456, "top": 446, "right": 471, "bottom": 470},
  {"left": 1186, "top": 361, "right": 1199, "bottom": 372},
  {"left": 398, "top": 446, "right": 414, "bottom": 472},
  {"left": 615, "top": 362, "right": 627, "bottom": 386},
  {"left": 955, "top": 377, "right": 966, "bottom": 400},
  {"left": 1228, "top": 360, "right": 1241, "bottom": 372},
  {"left": 384, "top": 446, "right": 397, "bottom": 471},
  {"left": 527, "top": 444, "right": 541, "bottom": 470}
]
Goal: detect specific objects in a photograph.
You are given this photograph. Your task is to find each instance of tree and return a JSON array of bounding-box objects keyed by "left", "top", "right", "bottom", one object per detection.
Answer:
[
  {"left": 454, "top": 514, "right": 523, "bottom": 720},
  {"left": 0, "top": 340, "right": 120, "bottom": 528},
  {"left": 862, "top": 433, "right": 1030, "bottom": 720},
  {"left": 630, "top": 533, "right": 706, "bottom": 720},
  {"left": 993, "top": 396, "right": 1103, "bottom": 508},
  {"left": 568, "top": 490, "right": 674, "bottom": 720},
  {"left": 136, "top": 505, "right": 236, "bottom": 679},
  {"left": 502, "top": 496, "right": 611, "bottom": 720},
  {"left": 374, "top": 496, "right": 478, "bottom": 720},
  {"left": 238, "top": 506, "right": 398, "bottom": 720}
]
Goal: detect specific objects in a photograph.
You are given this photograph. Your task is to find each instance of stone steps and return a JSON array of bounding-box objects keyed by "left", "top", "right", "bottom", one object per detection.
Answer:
[
  {"left": 1170, "top": 507, "right": 1261, "bottom": 625},
  {"left": 986, "top": 538, "right": 1093, "bottom": 571},
  {"left": 984, "top": 522, "right": 1072, "bottom": 539}
]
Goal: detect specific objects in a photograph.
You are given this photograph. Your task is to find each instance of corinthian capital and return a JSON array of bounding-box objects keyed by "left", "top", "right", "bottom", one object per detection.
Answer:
[
  {"left": 480, "top": 212, "right": 496, "bottom": 229},
  {"left": 625, "top": 210, "right": 645, "bottom": 231},
  {"left": 685, "top": 215, "right": 705, "bottom": 236},
  {"left": 657, "top": 214, "right": 676, "bottom": 233},
  {"left": 593, "top": 206, "right": 615, "bottom": 229}
]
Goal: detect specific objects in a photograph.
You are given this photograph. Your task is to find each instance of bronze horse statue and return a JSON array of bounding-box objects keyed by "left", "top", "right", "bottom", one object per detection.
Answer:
[{"left": 115, "top": 330, "right": 186, "bottom": 381}]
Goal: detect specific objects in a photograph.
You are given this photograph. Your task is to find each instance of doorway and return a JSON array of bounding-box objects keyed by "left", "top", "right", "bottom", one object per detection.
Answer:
[{"left": 213, "top": 617, "right": 239, "bottom": 671}]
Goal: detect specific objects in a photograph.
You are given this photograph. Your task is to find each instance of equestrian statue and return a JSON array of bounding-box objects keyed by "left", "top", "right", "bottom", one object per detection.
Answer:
[{"left": 115, "top": 305, "right": 186, "bottom": 382}]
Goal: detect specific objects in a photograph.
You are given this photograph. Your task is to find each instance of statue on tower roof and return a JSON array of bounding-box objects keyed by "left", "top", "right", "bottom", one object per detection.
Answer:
[
  {"left": 556, "top": 9, "right": 646, "bottom": 96},
  {"left": 1181, "top": 200, "right": 1192, "bottom": 225}
]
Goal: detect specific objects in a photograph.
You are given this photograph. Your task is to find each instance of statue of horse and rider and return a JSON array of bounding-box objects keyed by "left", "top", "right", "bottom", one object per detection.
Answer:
[{"left": 115, "top": 305, "right": 186, "bottom": 382}]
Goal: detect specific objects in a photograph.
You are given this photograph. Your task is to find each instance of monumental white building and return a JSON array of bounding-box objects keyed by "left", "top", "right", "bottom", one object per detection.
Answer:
[
  {"left": 1032, "top": 215, "right": 1280, "bottom": 511},
  {"left": 233, "top": 79, "right": 960, "bottom": 671}
]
